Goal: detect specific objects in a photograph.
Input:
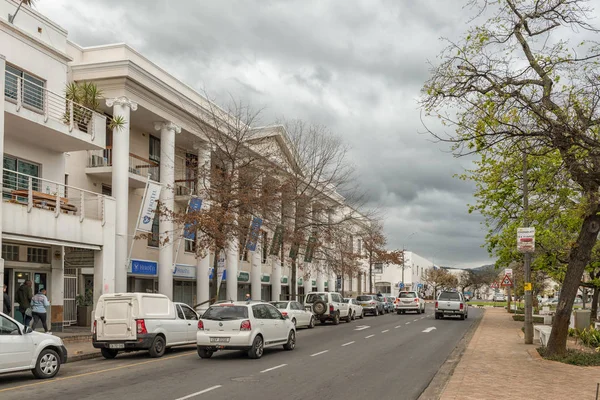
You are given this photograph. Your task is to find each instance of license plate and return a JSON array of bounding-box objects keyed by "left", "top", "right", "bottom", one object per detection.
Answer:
[
  {"left": 109, "top": 343, "right": 124, "bottom": 349},
  {"left": 210, "top": 337, "right": 230, "bottom": 343}
]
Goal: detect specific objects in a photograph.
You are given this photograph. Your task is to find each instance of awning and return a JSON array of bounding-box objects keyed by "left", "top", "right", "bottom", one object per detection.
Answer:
[{"left": 3, "top": 234, "right": 101, "bottom": 251}]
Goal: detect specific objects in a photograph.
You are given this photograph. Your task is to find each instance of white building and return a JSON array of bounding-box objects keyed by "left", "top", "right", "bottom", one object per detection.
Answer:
[
  {"left": 0, "top": 0, "right": 116, "bottom": 330},
  {"left": 372, "top": 251, "right": 433, "bottom": 294}
]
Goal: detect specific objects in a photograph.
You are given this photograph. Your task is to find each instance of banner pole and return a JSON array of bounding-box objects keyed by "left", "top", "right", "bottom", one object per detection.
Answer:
[
  {"left": 126, "top": 175, "right": 150, "bottom": 271},
  {"left": 173, "top": 193, "right": 193, "bottom": 271}
]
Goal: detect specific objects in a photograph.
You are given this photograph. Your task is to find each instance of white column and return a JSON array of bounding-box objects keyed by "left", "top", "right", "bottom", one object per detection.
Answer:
[
  {"left": 154, "top": 122, "right": 181, "bottom": 300},
  {"left": 226, "top": 239, "right": 239, "bottom": 301},
  {"left": 251, "top": 244, "right": 262, "bottom": 301},
  {"left": 328, "top": 271, "right": 335, "bottom": 293},
  {"left": 50, "top": 246, "right": 64, "bottom": 332},
  {"left": 94, "top": 196, "right": 116, "bottom": 305},
  {"left": 316, "top": 264, "right": 325, "bottom": 292},
  {"left": 106, "top": 97, "right": 137, "bottom": 293},
  {"left": 196, "top": 145, "right": 211, "bottom": 305},
  {"left": 0, "top": 55, "right": 5, "bottom": 314},
  {"left": 271, "top": 258, "right": 282, "bottom": 301}
]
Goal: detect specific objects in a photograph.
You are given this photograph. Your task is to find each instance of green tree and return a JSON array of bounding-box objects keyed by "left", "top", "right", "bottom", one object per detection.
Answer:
[{"left": 422, "top": 0, "right": 600, "bottom": 356}]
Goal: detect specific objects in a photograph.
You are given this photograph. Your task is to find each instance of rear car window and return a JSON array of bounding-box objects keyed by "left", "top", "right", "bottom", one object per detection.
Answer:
[
  {"left": 399, "top": 292, "right": 416, "bottom": 298},
  {"left": 305, "top": 293, "right": 328, "bottom": 303},
  {"left": 357, "top": 295, "right": 373, "bottom": 301},
  {"left": 438, "top": 292, "right": 461, "bottom": 301},
  {"left": 271, "top": 302, "right": 289, "bottom": 309},
  {"left": 203, "top": 305, "right": 248, "bottom": 320}
]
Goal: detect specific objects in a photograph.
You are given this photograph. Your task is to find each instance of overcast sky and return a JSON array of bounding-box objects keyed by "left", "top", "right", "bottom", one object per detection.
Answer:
[{"left": 37, "top": 0, "right": 495, "bottom": 268}]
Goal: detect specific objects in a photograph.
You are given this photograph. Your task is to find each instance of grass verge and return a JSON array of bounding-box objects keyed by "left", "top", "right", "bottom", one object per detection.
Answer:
[{"left": 537, "top": 347, "right": 600, "bottom": 366}]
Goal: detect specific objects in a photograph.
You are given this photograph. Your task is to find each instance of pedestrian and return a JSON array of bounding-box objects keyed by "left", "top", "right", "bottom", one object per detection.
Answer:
[
  {"left": 15, "top": 280, "right": 33, "bottom": 327},
  {"left": 31, "top": 288, "right": 51, "bottom": 334},
  {"left": 245, "top": 293, "right": 251, "bottom": 301},
  {"left": 3, "top": 284, "right": 11, "bottom": 315}
]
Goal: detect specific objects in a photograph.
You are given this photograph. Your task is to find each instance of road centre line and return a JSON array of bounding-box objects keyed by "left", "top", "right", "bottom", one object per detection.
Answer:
[
  {"left": 365, "top": 334, "right": 375, "bottom": 339},
  {"left": 311, "top": 350, "right": 330, "bottom": 357},
  {"left": 406, "top": 322, "right": 411, "bottom": 325},
  {"left": 341, "top": 341, "right": 355, "bottom": 347},
  {"left": 395, "top": 325, "right": 402, "bottom": 329},
  {"left": 382, "top": 330, "right": 389, "bottom": 333},
  {"left": 174, "top": 385, "right": 223, "bottom": 400},
  {"left": 413, "top": 319, "right": 419, "bottom": 322},
  {"left": 260, "top": 364, "right": 287, "bottom": 373}
]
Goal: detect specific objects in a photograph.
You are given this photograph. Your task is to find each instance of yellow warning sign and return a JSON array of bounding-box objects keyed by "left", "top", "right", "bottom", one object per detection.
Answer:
[{"left": 524, "top": 282, "right": 532, "bottom": 291}]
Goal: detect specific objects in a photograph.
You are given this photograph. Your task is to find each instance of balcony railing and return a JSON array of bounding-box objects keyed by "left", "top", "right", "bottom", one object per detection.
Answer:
[
  {"left": 4, "top": 70, "right": 106, "bottom": 137},
  {"left": 87, "top": 147, "right": 160, "bottom": 181},
  {"left": 3, "top": 170, "right": 106, "bottom": 222},
  {"left": 175, "top": 179, "right": 196, "bottom": 196}
]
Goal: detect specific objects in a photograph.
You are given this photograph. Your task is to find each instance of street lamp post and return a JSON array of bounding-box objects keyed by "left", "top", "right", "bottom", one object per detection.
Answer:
[{"left": 401, "top": 232, "right": 417, "bottom": 289}]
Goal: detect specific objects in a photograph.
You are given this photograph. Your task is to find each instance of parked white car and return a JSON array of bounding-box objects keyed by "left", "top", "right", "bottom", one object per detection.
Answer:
[
  {"left": 343, "top": 298, "right": 364, "bottom": 320},
  {"left": 493, "top": 292, "right": 506, "bottom": 302},
  {"left": 395, "top": 291, "right": 426, "bottom": 314},
  {"left": 0, "top": 312, "right": 67, "bottom": 379},
  {"left": 304, "top": 292, "right": 351, "bottom": 324},
  {"left": 93, "top": 293, "right": 199, "bottom": 359},
  {"left": 270, "top": 301, "right": 315, "bottom": 328},
  {"left": 196, "top": 301, "right": 296, "bottom": 359}
]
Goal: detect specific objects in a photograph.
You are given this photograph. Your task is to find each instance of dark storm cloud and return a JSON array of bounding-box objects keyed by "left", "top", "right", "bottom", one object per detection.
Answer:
[{"left": 38, "top": 0, "right": 494, "bottom": 267}]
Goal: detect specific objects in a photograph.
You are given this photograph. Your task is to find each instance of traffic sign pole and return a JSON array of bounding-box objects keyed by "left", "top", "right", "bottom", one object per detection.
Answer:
[{"left": 522, "top": 152, "right": 533, "bottom": 345}]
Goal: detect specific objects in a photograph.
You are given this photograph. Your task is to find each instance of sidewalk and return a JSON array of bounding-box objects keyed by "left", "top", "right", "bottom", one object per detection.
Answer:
[{"left": 440, "top": 308, "right": 600, "bottom": 400}]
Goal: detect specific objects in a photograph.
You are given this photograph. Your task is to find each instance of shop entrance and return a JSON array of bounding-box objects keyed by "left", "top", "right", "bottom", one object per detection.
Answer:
[{"left": 12, "top": 271, "right": 47, "bottom": 323}]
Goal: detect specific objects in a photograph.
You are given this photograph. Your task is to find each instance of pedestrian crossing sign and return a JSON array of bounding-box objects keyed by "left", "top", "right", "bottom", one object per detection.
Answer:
[{"left": 500, "top": 274, "right": 513, "bottom": 287}]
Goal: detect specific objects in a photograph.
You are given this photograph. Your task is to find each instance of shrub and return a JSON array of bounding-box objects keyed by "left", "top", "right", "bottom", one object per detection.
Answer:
[
  {"left": 512, "top": 315, "right": 545, "bottom": 323},
  {"left": 538, "top": 347, "right": 600, "bottom": 366}
]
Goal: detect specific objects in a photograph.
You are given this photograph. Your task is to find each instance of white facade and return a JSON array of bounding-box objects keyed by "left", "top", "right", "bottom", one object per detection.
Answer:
[
  {"left": 373, "top": 251, "right": 433, "bottom": 294},
  {"left": 0, "top": 0, "right": 116, "bottom": 330}
]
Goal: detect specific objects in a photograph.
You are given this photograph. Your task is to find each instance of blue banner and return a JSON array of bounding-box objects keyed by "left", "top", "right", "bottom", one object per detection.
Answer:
[
  {"left": 245, "top": 216, "right": 263, "bottom": 251},
  {"left": 131, "top": 260, "right": 157, "bottom": 276},
  {"left": 184, "top": 197, "right": 203, "bottom": 240},
  {"left": 209, "top": 269, "right": 227, "bottom": 280}
]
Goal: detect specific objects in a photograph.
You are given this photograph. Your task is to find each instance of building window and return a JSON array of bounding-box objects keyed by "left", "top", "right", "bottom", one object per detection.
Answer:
[
  {"left": 27, "top": 247, "right": 49, "bottom": 263},
  {"left": 148, "top": 215, "right": 159, "bottom": 247},
  {"left": 3, "top": 155, "right": 41, "bottom": 196},
  {"left": 185, "top": 239, "right": 196, "bottom": 253},
  {"left": 262, "top": 231, "right": 268, "bottom": 263},
  {"left": 2, "top": 244, "right": 19, "bottom": 261},
  {"left": 101, "top": 184, "right": 112, "bottom": 196},
  {"left": 5, "top": 64, "right": 45, "bottom": 111},
  {"left": 149, "top": 135, "right": 161, "bottom": 163}
]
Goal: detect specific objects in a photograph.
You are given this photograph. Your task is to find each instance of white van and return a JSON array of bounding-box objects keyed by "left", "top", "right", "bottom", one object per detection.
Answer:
[{"left": 92, "top": 293, "right": 199, "bottom": 359}]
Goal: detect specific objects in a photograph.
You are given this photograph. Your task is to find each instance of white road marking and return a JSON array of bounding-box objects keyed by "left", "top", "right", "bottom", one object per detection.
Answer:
[
  {"left": 422, "top": 327, "right": 437, "bottom": 333},
  {"left": 260, "top": 364, "right": 287, "bottom": 373},
  {"left": 413, "top": 319, "right": 419, "bottom": 322},
  {"left": 395, "top": 325, "right": 402, "bottom": 329},
  {"left": 406, "top": 322, "right": 411, "bottom": 325},
  {"left": 311, "top": 350, "right": 329, "bottom": 357},
  {"left": 341, "top": 341, "right": 355, "bottom": 347},
  {"left": 365, "top": 334, "right": 375, "bottom": 339},
  {"left": 421, "top": 316, "right": 426, "bottom": 319},
  {"left": 382, "top": 329, "right": 389, "bottom": 333},
  {"left": 175, "top": 385, "right": 222, "bottom": 400},
  {"left": 354, "top": 325, "right": 370, "bottom": 331}
]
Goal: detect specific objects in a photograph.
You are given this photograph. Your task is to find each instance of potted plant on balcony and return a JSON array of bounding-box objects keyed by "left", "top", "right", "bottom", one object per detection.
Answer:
[
  {"left": 76, "top": 288, "right": 94, "bottom": 327},
  {"left": 64, "top": 82, "right": 125, "bottom": 132}
]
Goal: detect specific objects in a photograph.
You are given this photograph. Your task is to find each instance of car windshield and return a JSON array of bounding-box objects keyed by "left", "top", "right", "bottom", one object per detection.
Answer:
[
  {"left": 203, "top": 305, "right": 248, "bottom": 320},
  {"left": 356, "top": 296, "right": 373, "bottom": 301},
  {"left": 399, "top": 292, "right": 416, "bottom": 298},
  {"left": 305, "top": 293, "right": 328, "bottom": 303},
  {"left": 438, "top": 292, "right": 461, "bottom": 301},
  {"left": 271, "top": 302, "right": 289, "bottom": 309}
]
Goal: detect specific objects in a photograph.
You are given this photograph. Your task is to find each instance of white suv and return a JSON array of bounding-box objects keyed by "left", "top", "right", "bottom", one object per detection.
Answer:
[
  {"left": 395, "top": 291, "right": 426, "bottom": 314},
  {"left": 0, "top": 312, "right": 67, "bottom": 379},
  {"left": 304, "top": 292, "right": 350, "bottom": 325},
  {"left": 196, "top": 301, "right": 296, "bottom": 359}
]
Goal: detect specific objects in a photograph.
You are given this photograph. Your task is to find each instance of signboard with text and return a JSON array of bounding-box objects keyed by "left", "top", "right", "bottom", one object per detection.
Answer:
[
  {"left": 137, "top": 181, "right": 162, "bottom": 232},
  {"left": 183, "top": 197, "right": 203, "bottom": 240},
  {"left": 246, "top": 216, "right": 263, "bottom": 252},
  {"left": 517, "top": 227, "right": 535, "bottom": 253}
]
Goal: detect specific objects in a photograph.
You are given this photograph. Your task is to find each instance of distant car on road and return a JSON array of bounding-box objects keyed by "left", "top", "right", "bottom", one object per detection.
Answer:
[
  {"left": 196, "top": 301, "right": 296, "bottom": 359},
  {"left": 343, "top": 298, "right": 364, "bottom": 320},
  {"left": 435, "top": 291, "right": 468, "bottom": 320},
  {"left": 493, "top": 292, "right": 506, "bottom": 302},
  {"left": 395, "top": 291, "right": 425, "bottom": 314},
  {"left": 270, "top": 301, "right": 315, "bottom": 328},
  {"left": 356, "top": 295, "right": 385, "bottom": 316}
]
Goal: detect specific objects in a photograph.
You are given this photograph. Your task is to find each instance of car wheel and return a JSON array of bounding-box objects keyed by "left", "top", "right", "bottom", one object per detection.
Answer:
[
  {"left": 101, "top": 348, "right": 119, "bottom": 359},
  {"left": 360, "top": 310, "right": 364, "bottom": 319},
  {"left": 292, "top": 318, "right": 297, "bottom": 328},
  {"left": 460, "top": 314, "right": 465, "bottom": 320},
  {"left": 345, "top": 312, "right": 352, "bottom": 323},
  {"left": 333, "top": 312, "right": 340, "bottom": 325},
  {"left": 308, "top": 316, "right": 315, "bottom": 329},
  {"left": 283, "top": 330, "right": 296, "bottom": 351},
  {"left": 374, "top": 308, "right": 379, "bottom": 317},
  {"left": 248, "top": 335, "right": 264, "bottom": 359},
  {"left": 148, "top": 335, "right": 166, "bottom": 358},
  {"left": 32, "top": 348, "right": 61, "bottom": 379},
  {"left": 351, "top": 311, "right": 356, "bottom": 321},
  {"left": 197, "top": 347, "right": 213, "bottom": 359}
]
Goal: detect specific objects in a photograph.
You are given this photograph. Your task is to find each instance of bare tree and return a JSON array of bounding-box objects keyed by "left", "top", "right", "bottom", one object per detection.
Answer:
[{"left": 422, "top": 0, "right": 600, "bottom": 356}]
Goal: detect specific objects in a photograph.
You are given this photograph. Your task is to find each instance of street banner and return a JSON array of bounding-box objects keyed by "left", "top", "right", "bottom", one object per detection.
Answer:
[
  {"left": 137, "top": 180, "right": 162, "bottom": 232},
  {"left": 246, "top": 216, "right": 263, "bottom": 251},
  {"left": 289, "top": 242, "right": 300, "bottom": 260},
  {"left": 216, "top": 250, "right": 226, "bottom": 297},
  {"left": 517, "top": 227, "right": 535, "bottom": 253},
  {"left": 183, "top": 197, "right": 203, "bottom": 240},
  {"left": 269, "top": 224, "right": 284, "bottom": 256},
  {"left": 304, "top": 236, "right": 317, "bottom": 262}
]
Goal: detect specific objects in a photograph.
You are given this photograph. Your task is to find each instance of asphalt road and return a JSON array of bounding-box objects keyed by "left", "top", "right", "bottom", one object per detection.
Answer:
[{"left": 0, "top": 306, "right": 482, "bottom": 400}]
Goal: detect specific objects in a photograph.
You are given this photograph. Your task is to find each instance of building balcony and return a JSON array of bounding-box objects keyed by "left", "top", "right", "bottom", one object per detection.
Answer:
[
  {"left": 174, "top": 178, "right": 195, "bottom": 204},
  {"left": 2, "top": 170, "right": 113, "bottom": 247},
  {"left": 4, "top": 71, "right": 106, "bottom": 151},
  {"left": 86, "top": 147, "right": 160, "bottom": 188}
]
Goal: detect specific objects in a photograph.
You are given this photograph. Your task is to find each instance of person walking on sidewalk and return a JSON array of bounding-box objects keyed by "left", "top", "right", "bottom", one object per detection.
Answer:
[
  {"left": 31, "top": 288, "right": 51, "bottom": 334},
  {"left": 3, "top": 284, "right": 11, "bottom": 315},
  {"left": 16, "top": 280, "right": 33, "bottom": 327}
]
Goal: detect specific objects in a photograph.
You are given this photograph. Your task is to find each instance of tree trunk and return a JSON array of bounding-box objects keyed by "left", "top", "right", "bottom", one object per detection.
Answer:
[
  {"left": 546, "top": 211, "right": 600, "bottom": 356},
  {"left": 591, "top": 287, "right": 599, "bottom": 322},
  {"left": 291, "top": 258, "right": 297, "bottom": 300},
  {"left": 369, "top": 251, "right": 373, "bottom": 293},
  {"left": 210, "top": 247, "right": 220, "bottom": 301}
]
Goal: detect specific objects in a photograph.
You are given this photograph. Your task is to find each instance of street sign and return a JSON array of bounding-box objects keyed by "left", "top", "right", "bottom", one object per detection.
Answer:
[
  {"left": 417, "top": 283, "right": 423, "bottom": 289},
  {"left": 500, "top": 274, "right": 513, "bottom": 287},
  {"left": 517, "top": 227, "right": 535, "bottom": 253},
  {"left": 524, "top": 282, "right": 532, "bottom": 291},
  {"left": 398, "top": 282, "right": 404, "bottom": 289},
  {"left": 504, "top": 268, "right": 513, "bottom": 277},
  {"left": 490, "top": 282, "right": 499, "bottom": 289}
]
